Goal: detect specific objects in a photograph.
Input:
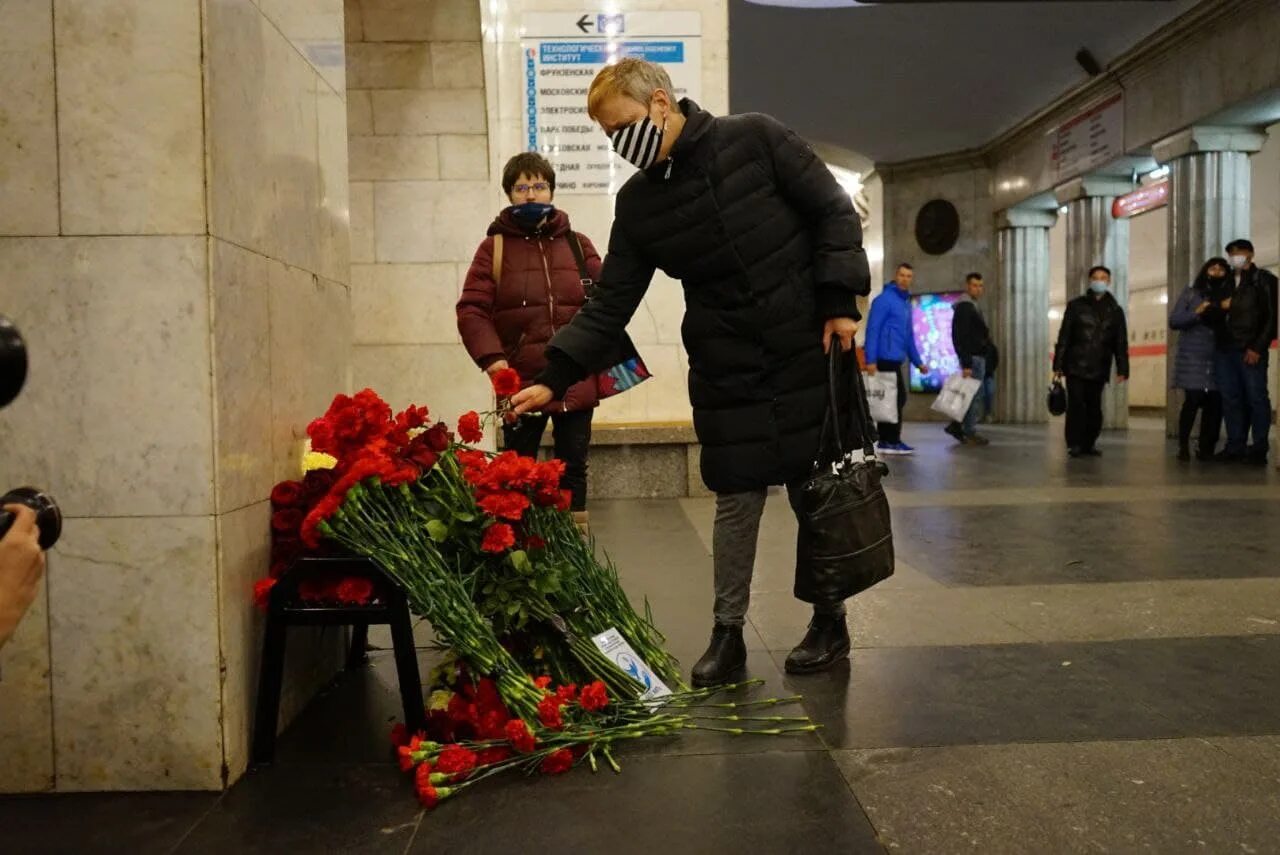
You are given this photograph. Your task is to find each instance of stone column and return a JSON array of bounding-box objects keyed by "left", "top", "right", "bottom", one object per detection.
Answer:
[
  {"left": 0, "top": 0, "right": 351, "bottom": 794},
  {"left": 1055, "top": 176, "right": 1135, "bottom": 429},
  {"left": 1153, "top": 126, "right": 1266, "bottom": 437},
  {"left": 993, "top": 209, "right": 1057, "bottom": 423}
]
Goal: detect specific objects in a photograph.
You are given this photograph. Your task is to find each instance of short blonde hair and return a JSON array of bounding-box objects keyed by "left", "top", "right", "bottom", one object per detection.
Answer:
[{"left": 587, "top": 58, "right": 679, "bottom": 121}]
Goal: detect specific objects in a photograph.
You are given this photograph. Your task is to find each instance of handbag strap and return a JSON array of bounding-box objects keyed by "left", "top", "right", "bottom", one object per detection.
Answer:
[
  {"left": 565, "top": 232, "right": 595, "bottom": 294},
  {"left": 816, "top": 347, "right": 879, "bottom": 467}
]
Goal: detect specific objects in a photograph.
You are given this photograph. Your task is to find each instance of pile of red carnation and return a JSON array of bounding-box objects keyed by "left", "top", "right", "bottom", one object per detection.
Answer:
[
  {"left": 456, "top": 449, "right": 569, "bottom": 554},
  {"left": 391, "top": 671, "right": 613, "bottom": 810},
  {"left": 253, "top": 472, "right": 381, "bottom": 610}
]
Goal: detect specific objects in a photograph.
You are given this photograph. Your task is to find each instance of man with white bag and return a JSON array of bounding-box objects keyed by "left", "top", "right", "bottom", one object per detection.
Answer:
[
  {"left": 945, "top": 273, "right": 993, "bottom": 446},
  {"left": 864, "top": 263, "right": 930, "bottom": 455}
]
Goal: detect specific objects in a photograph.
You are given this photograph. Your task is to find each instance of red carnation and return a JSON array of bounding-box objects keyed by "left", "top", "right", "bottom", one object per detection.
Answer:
[
  {"left": 301, "top": 494, "right": 342, "bottom": 547},
  {"left": 271, "top": 508, "right": 303, "bottom": 535},
  {"left": 480, "top": 523, "right": 516, "bottom": 553},
  {"left": 579, "top": 681, "right": 609, "bottom": 713},
  {"left": 540, "top": 748, "right": 574, "bottom": 776},
  {"left": 537, "top": 694, "right": 565, "bottom": 731},
  {"left": 390, "top": 723, "right": 409, "bottom": 747},
  {"left": 555, "top": 490, "right": 572, "bottom": 512},
  {"left": 491, "top": 368, "right": 521, "bottom": 397},
  {"left": 435, "top": 745, "right": 479, "bottom": 777},
  {"left": 555, "top": 684, "right": 578, "bottom": 704},
  {"left": 533, "top": 676, "right": 552, "bottom": 690},
  {"left": 414, "top": 760, "right": 434, "bottom": 788},
  {"left": 301, "top": 468, "right": 335, "bottom": 501},
  {"left": 253, "top": 577, "right": 277, "bottom": 610},
  {"left": 416, "top": 782, "right": 443, "bottom": 810},
  {"left": 477, "top": 491, "right": 531, "bottom": 522},
  {"left": 336, "top": 576, "right": 374, "bottom": 605},
  {"left": 458, "top": 411, "right": 483, "bottom": 444},
  {"left": 447, "top": 694, "right": 478, "bottom": 727},
  {"left": 505, "top": 719, "right": 536, "bottom": 753},
  {"left": 424, "top": 423, "right": 452, "bottom": 452},
  {"left": 524, "top": 534, "right": 546, "bottom": 550},
  {"left": 397, "top": 744, "right": 416, "bottom": 772},
  {"left": 270, "top": 480, "right": 305, "bottom": 508},
  {"left": 477, "top": 746, "right": 512, "bottom": 767},
  {"left": 396, "top": 404, "right": 431, "bottom": 432},
  {"left": 478, "top": 709, "right": 510, "bottom": 740}
]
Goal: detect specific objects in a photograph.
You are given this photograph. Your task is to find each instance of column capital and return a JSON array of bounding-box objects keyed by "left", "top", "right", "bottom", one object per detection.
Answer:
[
  {"left": 1053, "top": 176, "right": 1135, "bottom": 205},
  {"left": 1152, "top": 125, "right": 1267, "bottom": 163},
  {"left": 996, "top": 208, "right": 1058, "bottom": 230}
]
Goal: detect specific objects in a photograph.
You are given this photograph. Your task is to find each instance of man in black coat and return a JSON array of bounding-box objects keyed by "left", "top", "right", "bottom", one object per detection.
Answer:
[
  {"left": 1223, "top": 239, "right": 1277, "bottom": 464},
  {"left": 1218, "top": 239, "right": 1275, "bottom": 464},
  {"left": 946, "top": 272, "right": 992, "bottom": 445},
  {"left": 512, "top": 58, "right": 870, "bottom": 685},
  {"left": 1052, "top": 265, "right": 1130, "bottom": 458}
]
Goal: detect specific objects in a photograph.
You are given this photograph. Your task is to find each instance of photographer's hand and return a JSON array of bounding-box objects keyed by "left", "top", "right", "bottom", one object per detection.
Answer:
[{"left": 0, "top": 504, "right": 46, "bottom": 650}]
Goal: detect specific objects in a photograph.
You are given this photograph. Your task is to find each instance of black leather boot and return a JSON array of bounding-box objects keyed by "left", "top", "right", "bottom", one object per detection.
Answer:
[
  {"left": 784, "top": 613, "right": 851, "bottom": 674},
  {"left": 691, "top": 624, "right": 747, "bottom": 687}
]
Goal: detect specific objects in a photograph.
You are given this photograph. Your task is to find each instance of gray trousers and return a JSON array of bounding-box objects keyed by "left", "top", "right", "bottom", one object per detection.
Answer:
[{"left": 713, "top": 483, "right": 847, "bottom": 627}]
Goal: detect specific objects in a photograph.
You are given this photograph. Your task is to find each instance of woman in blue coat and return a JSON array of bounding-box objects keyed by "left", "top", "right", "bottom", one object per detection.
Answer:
[{"left": 1169, "top": 257, "right": 1230, "bottom": 461}]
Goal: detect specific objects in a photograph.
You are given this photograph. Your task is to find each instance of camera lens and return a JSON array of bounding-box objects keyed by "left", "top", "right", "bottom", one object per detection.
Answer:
[
  {"left": 0, "top": 488, "right": 62, "bottom": 550},
  {"left": 0, "top": 315, "right": 27, "bottom": 409}
]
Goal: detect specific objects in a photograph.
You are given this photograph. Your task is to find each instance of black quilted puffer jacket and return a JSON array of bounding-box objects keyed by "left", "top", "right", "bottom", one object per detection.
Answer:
[{"left": 538, "top": 99, "right": 870, "bottom": 493}]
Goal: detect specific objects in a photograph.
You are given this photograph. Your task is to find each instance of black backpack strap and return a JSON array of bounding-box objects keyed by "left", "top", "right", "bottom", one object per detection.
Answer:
[{"left": 565, "top": 232, "right": 595, "bottom": 295}]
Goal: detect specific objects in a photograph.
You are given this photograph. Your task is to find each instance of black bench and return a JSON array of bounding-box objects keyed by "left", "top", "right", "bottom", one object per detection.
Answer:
[{"left": 251, "top": 555, "right": 426, "bottom": 765}]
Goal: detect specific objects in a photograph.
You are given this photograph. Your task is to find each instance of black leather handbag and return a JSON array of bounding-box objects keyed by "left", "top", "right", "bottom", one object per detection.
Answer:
[
  {"left": 1047, "top": 378, "right": 1068, "bottom": 416},
  {"left": 794, "top": 349, "right": 895, "bottom": 604}
]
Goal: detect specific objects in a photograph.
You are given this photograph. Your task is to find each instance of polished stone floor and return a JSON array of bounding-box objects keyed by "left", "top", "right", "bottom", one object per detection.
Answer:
[{"left": 5, "top": 418, "right": 1280, "bottom": 854}]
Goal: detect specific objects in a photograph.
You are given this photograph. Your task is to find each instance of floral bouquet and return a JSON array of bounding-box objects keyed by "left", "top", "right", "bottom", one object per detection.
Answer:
[{"left": 254, "top": 371, "right": 817, "bottom": 808}]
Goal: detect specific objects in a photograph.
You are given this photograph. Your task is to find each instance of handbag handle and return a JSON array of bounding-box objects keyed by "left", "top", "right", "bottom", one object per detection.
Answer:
[{"left": 817, "top": 347, "right": 879, "bottom": 467}]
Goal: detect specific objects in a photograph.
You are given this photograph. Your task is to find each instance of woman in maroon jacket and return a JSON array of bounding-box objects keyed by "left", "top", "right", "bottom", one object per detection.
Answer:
[{"left": 457, "top": 153, "right": 604, "bottom": 525}]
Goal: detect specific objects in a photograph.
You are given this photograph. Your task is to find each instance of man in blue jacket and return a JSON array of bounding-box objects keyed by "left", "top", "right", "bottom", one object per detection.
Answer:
[{"left": 864, "top": 263, "right": 929, "bottom": 454}]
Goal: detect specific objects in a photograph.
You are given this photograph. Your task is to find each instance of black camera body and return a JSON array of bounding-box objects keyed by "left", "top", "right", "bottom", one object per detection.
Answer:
[{"left": 0, "top": 315, "right": 61, "bottom": 549}]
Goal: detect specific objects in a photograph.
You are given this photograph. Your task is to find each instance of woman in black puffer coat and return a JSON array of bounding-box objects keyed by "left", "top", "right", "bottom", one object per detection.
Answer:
[{"left": 514, "top": 59, "right": 870, "bottom": 686}]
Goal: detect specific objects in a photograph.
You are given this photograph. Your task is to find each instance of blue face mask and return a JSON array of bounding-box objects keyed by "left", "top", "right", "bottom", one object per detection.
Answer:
[
  {"left": 510, "top": 202, "right": 555, "bottom": 226},
  {"left": 1088, "top": 279, "right": 1109, "bottom": 294}
]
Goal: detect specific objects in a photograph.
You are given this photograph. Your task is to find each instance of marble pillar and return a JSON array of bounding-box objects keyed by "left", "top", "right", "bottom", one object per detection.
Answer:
[
  {"left": 1153, "top": 126, "right": 1266, "bottom": 437},
  {"left": 0, "top": 0, "right": 351, "bottom": 793},
  {"left": 1055, "top": 176, "right": 1135, "bottom": 430},
  {"left": 993, "top": 209, "right": 1057, "bottom": 423}
]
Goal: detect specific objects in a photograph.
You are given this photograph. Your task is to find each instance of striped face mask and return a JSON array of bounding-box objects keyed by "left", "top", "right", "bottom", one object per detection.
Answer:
[{"left": 611, "top": 114, "right": 665, "bottom": 170}]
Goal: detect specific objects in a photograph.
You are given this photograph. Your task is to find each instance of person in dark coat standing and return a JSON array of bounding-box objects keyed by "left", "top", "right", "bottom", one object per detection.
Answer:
[
  {"left": 458, "top": 152, "right": 604, "bottom": 524},
  {"left": 1214, "top": 239, "right": 1274, "bottom": 465},
  {"left": 511, "top": 58, "right": 870, "bottom": 685},
  {"left": 1168, "top": 257, "right": 1228, "bottom": 461},
  {"left": 1223, "top": 239, "right": 1277, "bottom": 463},
  {"left": 1052, "top": 265, "right": 1130, "bottom": 458},
  {"left": 946, "top": 272, "right": 992, "bottom": 446}
]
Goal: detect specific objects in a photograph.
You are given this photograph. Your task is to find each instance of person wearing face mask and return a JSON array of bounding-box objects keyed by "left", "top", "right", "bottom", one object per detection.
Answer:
[
  {"left": 1052, "top": 265, "right": 1130, "bottom": 458},
  {"left": 1212, "top": 239, "right": 1275, "bottom": 465},
  {"left": 1169, "top": 257, "right": 1229, "bottom": 461},
  {"left": 510, "top": 58, "right": 870, "bottom": 685},
  {"left": 457, "top": 152, "right": 604, "bottom": 528}
]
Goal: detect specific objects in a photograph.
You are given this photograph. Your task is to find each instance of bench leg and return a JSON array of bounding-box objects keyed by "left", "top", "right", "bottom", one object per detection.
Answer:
[
  {"left": 388, "top": 602, "right": 426, "bottom": 734},
  {"left": 347, "top": 623, "right": 369, "bottom": 669},
  {"left": 251, "top": 617, "right": 288, "bottom": 766}
]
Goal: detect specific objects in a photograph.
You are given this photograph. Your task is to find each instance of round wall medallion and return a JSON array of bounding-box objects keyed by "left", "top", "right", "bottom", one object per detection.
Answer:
[{"left": 915, "top": 199, "right": 960, "bottom": 256}]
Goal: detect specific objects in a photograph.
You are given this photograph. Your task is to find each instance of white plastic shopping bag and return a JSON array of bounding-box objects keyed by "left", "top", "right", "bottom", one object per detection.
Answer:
[
  {"left": 930, "top": 374, "right": 982, "bottom": 422},
  {"left": 863, "top": 371, "right": 899, "bottom": 424}
]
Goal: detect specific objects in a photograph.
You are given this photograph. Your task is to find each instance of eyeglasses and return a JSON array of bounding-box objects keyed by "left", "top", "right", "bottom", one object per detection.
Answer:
[{"left": 513, "top": 182, "right": 550, "bottom": 195}]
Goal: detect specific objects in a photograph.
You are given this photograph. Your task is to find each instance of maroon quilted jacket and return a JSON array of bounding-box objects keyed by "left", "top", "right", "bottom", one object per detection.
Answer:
[{"left": 457, "top": 209, "right": 604, "bottom": 412}]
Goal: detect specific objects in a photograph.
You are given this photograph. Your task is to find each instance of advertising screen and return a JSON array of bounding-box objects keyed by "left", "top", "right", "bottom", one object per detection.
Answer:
[{"left": 908, "top": 291, "right": 964, "bottom": 393}]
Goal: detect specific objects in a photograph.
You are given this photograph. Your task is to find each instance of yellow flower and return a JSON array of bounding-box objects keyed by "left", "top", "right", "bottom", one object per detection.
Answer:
[
  {"left": 428, "top": 690, "right": 453, "bottom": 712},
  {"left": 302, "top": 451, "right": 337, "bottom": 473}
]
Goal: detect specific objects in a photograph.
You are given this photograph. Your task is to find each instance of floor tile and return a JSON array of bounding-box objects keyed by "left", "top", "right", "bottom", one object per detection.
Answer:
[
  {"left": 0, "top": 791, "right": 216, "bottom": 855},
  {"left": 408, "top": 751, "right": 884, "bottom": 855},
  {"left": 835, "top": 739, "right": 1280, "bottom": 854},
  {"left": 175, "top": 764, "right": 421, "bottom": 854}
]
